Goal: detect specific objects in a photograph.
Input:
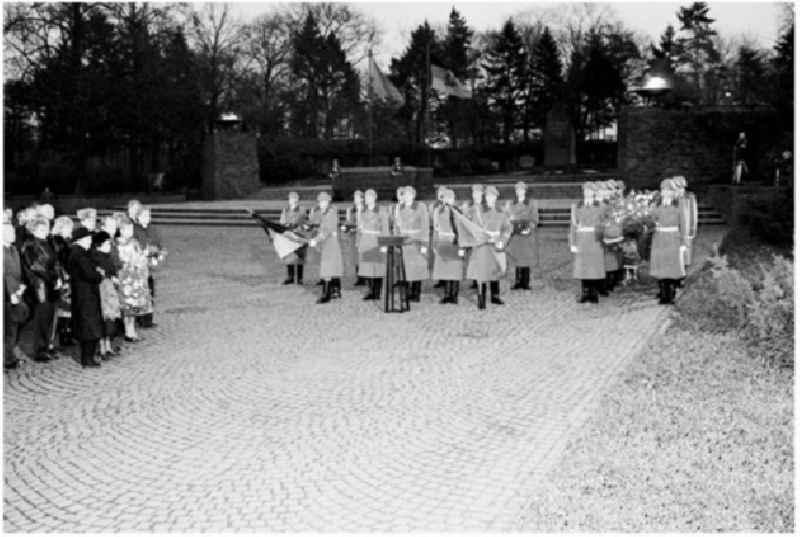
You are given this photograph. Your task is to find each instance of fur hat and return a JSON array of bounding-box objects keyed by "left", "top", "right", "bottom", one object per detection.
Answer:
[
  {"left": 317, "top": 191, "right": 332, "bottom": 202},
  {"left": 514, "top": 181, "right": 527, "bottom": 190},
  {"left": 77, "top": 208, "right": 97, "bottom": 221},
  {"left": 485, "top": 185, "right": 499, "bottom": 197},
  {"left": 364, "top": 189, "right": 377, "bottom": 199},
  {"left": 471, "top": 184, "right": 484, "bottom": 193}
]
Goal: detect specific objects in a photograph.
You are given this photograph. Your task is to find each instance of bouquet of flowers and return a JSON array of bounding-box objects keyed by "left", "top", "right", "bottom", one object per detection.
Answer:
[
  {"left": 604, "top": 190, "right": 660, "bottom": 259},
  {"left": 145, "top": 245, "right": 168, "bottom": 268}
]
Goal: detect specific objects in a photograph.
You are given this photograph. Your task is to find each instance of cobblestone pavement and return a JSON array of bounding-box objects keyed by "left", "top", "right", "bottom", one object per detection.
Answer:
[{"left": 4, "top": 227, "right": 722, "bottom": 532}]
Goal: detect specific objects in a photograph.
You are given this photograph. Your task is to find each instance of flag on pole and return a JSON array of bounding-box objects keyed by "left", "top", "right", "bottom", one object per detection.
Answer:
[
  {"left": 451, "top": 209, "right": 489, "bottom": 247},
  {"left": 430, "top": 65, "right": 472, "bottom": 99},
  {"left": 368, "top": 54, "right": 403, "bottom": 104}
]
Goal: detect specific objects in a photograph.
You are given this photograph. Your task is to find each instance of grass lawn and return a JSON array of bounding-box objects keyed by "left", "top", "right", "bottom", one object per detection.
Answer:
[{"left": 517, "top": 226, "right": 794, "bottom": 532}]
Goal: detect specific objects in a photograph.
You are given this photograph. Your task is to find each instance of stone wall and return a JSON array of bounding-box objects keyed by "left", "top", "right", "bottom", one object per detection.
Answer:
[
  {"left": 202, "top": 131, "right": 261, "bottom": 200},
  {"left": 332, "top": 166, "right": 435, "bottom": 201},
  {"left": 618, "top": 106, "right": 782, "bottom": 190}
]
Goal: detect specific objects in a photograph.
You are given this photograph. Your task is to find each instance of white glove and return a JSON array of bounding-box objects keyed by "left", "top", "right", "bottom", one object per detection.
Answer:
[
  {"left": 495, "top": 241, "right": 503, "bottom": 249},
  {"left": 457, "top": 249, "right": 465, "bottom": 257},
  {"left": 420, "top": 246, "right": 428, "bottom": 254},
  {"left": 379, "top": 246, "right": 388, "bottom": 253},
  {"left": 309, "top": 239, "right": 318, "bottom": 248},
  {"left": 571, "top": 246, "right": 579, "bottom": 253},
  {"left": 679, "top": 245, "right": 687, "bottom": 253},
  {"left": 10, "top": 293, "right": 20, "bottom": 305}
]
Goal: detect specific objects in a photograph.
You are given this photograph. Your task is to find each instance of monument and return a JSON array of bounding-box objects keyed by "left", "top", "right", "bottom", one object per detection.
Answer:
[
  {"left": 201, "top": 115, "right": 261, "bottom": 200},
  {"left": 543, "top": 103, "right": 576, "bottom": 168}
]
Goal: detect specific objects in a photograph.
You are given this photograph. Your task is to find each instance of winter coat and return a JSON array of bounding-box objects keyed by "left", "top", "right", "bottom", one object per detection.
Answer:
[
  {"left": 395, "top": 202, "right": 430, "bottom": 281},
  {"left": 506, "top": 199, "right": 540, "bottom": 267},
  {"left": 570, "top": 204, "right": 605, "bottom": 280},
  {"left": 68, "top": 245, "right": 103, "bottom": 341},
  {"left": 314, "top": 207, "right": 343, "bottom": 279},
  {"left": 649, "top": 205, "right": 687, "bottom": 280},
  {"left": 431, "top": 206, "right": 464, "bottom": 281}
]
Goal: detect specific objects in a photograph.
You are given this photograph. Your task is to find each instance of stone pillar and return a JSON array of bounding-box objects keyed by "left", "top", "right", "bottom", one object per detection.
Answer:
[{"left": 202, "top": 131, "right": 261, "bottom": 200}]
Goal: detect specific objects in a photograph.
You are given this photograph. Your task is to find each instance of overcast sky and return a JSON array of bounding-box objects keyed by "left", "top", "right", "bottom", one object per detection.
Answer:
[{"left": 232, "top": 1, "right": 790, "bottom": 68}]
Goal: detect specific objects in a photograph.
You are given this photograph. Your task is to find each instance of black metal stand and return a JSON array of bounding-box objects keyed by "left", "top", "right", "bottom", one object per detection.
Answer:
[{"left": 378, "top": 236, "right": 409, "bottom": 313}]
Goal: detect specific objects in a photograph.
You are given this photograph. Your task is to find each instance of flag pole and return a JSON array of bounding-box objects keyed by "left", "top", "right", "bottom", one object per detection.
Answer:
[
  {"left": 368, "top": 48, "right": 374, "bottom": 167},
  {"left": 425, "top": 36, "right": 431, "bottom": 168}
]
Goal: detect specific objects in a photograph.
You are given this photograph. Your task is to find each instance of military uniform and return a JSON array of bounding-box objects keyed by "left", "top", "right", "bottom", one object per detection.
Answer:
[
  {"left": 649, "top": 202, "right": 686, "bottom": 304},
  {"left": 678, "top": 190, "right": 697, "bottom": 269},
  {"left": 306, "top": 206, "right": 324, "bottom": 285},
  {"left": 467, "top": 192, "right": 511, "bottom": 309},
  {"left": 357, "top": 204, "right": 389, "bottom": 300},
  {"left": 506, "top": 197, "right": 539, "bottom": 290},
  {"left": 431, "top": 200, "right": 463, "bottom": 303},
  {"left": 279, "top": 205, "right": 308, "bottom": 284},
  {"left": 461, "top": 198, "right": 484, "bottom": 289},
  {"left": 346, "top": 198, "right": 366, "bottom": 286},
  {"left": 312, "top": 195, "right": 343, "bottom": 303},
  {"left": 395, "top": 198, "right": 429, "bottom": 302},
  {"left": 570, "top": 187, "right": 605, "bottom": 303}
]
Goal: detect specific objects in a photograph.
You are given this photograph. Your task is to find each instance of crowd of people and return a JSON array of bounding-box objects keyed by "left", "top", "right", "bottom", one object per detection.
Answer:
[
  {"left": 3, "top": 200, "right": 166, "bottom": 370},
  {"left": 254, "top": 178, "right": 697, "bottom": 309}
]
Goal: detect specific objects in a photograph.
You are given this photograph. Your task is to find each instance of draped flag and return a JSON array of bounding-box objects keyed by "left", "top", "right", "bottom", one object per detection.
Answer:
[
  {"left": 450, "top": 208, "right": 489, "bottom": 247},
  {"left": 269, "top": 229, "right": 307, "bottom": 259}
]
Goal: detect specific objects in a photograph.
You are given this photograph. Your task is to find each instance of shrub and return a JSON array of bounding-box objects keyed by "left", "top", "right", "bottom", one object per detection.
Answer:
[
  {"left": 675, "top": 255, "right": 755, "bottom": 333},
  {"left": 676, "top": 252, "right": 794, "bottom": 368},
  {"left": 745, "top": 255, "right": 794, "bottom": 368},
  {"left": 737, "top": 187, "right": 793, "bottom": 248}
]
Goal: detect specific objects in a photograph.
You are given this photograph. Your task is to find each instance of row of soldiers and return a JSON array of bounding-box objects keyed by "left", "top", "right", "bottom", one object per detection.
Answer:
[
  {"left": 263, "top": 176, "right": 696, "bottom": 308},
  {"left": 264, "top": 182, "right": 540, "bottom": 309}
]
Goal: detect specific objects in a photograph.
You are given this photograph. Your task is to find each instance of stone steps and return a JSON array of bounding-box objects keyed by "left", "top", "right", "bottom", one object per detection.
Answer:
[{"left": 89, "top": 200, "right": 724, "bottom": 228}]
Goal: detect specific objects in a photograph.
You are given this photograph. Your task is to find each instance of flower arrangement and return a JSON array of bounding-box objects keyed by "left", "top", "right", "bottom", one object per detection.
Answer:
[{"left": 606, "top": 190, "right": 660, "bottom": 238}]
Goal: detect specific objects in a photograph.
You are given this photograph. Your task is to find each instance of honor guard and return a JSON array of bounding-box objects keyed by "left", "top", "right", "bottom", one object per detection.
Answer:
[
  {"left": 650, "top": 179, "right": 687, "bottom": 304},
  {"left": 570, "top": 182, "right": 606, "bottom": 303},
  {"left": 279, "top": 191, "right": 308, "bottom": 285},
  {"left": 432, "top": 188, "right": 464, "bottom": 304},
  {"left": 346, "top": 190, "right": 366, "bottom": 286},
  {"left": 467, "top": 185, "right": 511, "bottom": 309},
  {"left": 506, "top": 181, "right": 540, "bottom": 290},
  {"left": 674, "top": 176, "right": 697, "bottom": 276},
  {"left": 394, "top": 186, "right": 430, "bottom": 302},
  {"left": 357, "top": 189, "right": 389, "bottom": 300},
  {"left": 306, "top": 200, "right": 324, "bottom": 286},
  {"left": 463, "top": 184, "right": 485, "bottom": 290},
  {"left": 431, "top": 186, "right": 447, "bottom": 288},
  {"left": 308, "top": 191, "right": 343, "bottom": 303}
]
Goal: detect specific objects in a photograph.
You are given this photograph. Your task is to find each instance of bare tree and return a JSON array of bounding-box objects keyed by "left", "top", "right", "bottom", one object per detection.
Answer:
[
  {"left": 189, "top": 2, "right": 246, "bottom": 131},
  {"left": 242, "top": 12, "right": 292, "bottom": 113},
  {"left": 286, "top": 2, "right": 380, "bottom": 64}
]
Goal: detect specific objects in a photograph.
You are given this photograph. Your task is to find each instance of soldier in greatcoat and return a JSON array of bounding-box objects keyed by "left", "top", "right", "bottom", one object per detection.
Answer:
[
  {"left": 308, "top": 191, "right": 343, "bottom": 303},
  {"left": 570, "top": 182, "right": 606, "bottom": 303},
  {"left": 306, "top": 199, "right": 324, "bottom": 286},
  {"left": 506, "top": 181, "right": 540, "bottom": 290},
  {"left": 599, "top": 183, "right": 623, "bottom": 294},
  {"left": 467, "top": 185, "right": 511, "bottom": 309},
  {"left": 278, "top": 191, "right": 308, "bottom": 285},
  {"left": 650, "top": 182, "right": 687, "bottom": 304},
  {"left": 462, "top": 184, "right": 485, "bottom": 290},
  {"left": 394, "top": 186, "right": 430, "bottom": 302},
  {"left": 431, "top": 186, "right": 447, "bottom": 289},
  {"left": 357, "top": 189, "right": 389, "bottom": 300},
  {"left": 674, "top": 176, "right": 697, "bottom": 276},
  {"left": 432, "top": 188, "right": 464, "bottom": 304},
  {"left": 345, "top": 190, "right": 366, "bottom": 286}
]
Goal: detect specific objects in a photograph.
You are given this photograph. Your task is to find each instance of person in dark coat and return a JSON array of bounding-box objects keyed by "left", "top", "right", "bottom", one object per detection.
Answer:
[
  {"left": 4, "top": 221, "right": 29, "bottom": 369},
  {"left": 50, "top": 216, "right": 75, "bottom": 348},
  {"left": 20, "top": 216, "right": 58, "bottom": 361},
  {"left": 133, "top": 207, "right": 164, "bottom": 328},
  {"left": 90, "top": 231, "right": 122, "bottom": 360},
  {"left": 68, "top": 227, "right": 103, "bottom": 368}
]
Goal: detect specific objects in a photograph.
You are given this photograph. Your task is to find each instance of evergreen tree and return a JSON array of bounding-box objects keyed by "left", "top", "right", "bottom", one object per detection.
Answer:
[
  {"left": 528, "top": 26, "right": 563, "bottom": 132},
  {"left": 442, "top": 7, "right": 473, "bottom": 80},
  {"left": 482, "top": 18, "right": 527, "bottom": 144},
  {"left": 390, "top": 21, "right": 439, "bottom": 143},
  {"left": 674, "top": 2, "right": 720, "bottom": 101},
  {"left": 772, "top": 24, "right": 793, "bottom": 119},
  {"left": 735, "top": 46, "right": 767, "bottom": 105}
]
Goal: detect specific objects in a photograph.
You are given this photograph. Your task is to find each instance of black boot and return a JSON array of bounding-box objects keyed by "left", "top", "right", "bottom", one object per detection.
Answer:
[
  {"left": 665, "top": 280, "right": 676, "bottom": 304},
  {"left": 490, "top": 280, "right": 504, "bottom": 305},
  {"left": 478, "top": 283, "right": 487, "bottom": 310},
  {"left": 317, "top": 281, "right": 331, "bottom": 304},
  {"left": 409, "top": 281, "right": 421, "bottom": 302},
  {"left": 331, "top": 278, "right": 342, "bottom": 299},
  {"left": 521, "top": 267, "right": 531, "bottom": 290},
  {"left": 657, "top": 281, "right": 667, "bottom": 304},
  {"left": 374, "top": 278, "right": 382, "bottom": 300},
  {"left": 605, "top": 271, "right": 615, "bottom": 292},
  {"left": 579, "top": 280, "right": 589, "bottom": 303},
  {"left": 470, "top": 280, "right": 478, "bottom": 290},
  {"left": 597, "top": 278, "right": 608, "bottom": 297},
  {"left": 451, "top": 281, "right": 459, "bottom": 304},
  {"left": 512, "top": 267, "right": 523, "bottom": 290},
  {"left": 296, "top": 265, "right": 304, "bottom": 285},
  {"left": 439, "top": 281, "right": 451, "bottom": 304},
  {"left": 355, "top": 266, "right": 365, "bottom": 286},
  {"left": 316, "top": 279, "right": 324, "bottom": 286},
  {"left": 588, "top": 281, "right": 599, "bottom": 303},
  {"left": 434, "top": 280, "right": 445, "bottom": 288},
  {"left": 363, "top": 278, "right": 378, "bottom": 300},
  {"left": 283, "top": 265, "right": 295, "bottom": 285}
]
